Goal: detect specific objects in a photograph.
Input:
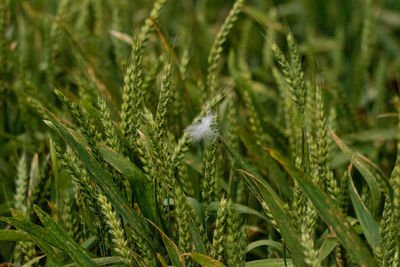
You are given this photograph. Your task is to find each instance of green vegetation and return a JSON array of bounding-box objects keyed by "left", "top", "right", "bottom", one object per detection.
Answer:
[{"left": 1, "top": 0, "right": 400, "bottom": 266}]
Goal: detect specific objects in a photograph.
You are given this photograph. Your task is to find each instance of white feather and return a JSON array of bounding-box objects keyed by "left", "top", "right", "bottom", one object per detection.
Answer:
[{"left": 185, "top": 111, "right": 217, "bottom": 142}]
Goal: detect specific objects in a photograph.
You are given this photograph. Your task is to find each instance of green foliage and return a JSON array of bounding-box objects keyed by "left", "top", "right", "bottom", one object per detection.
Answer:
[{"left": 1, "top": 0, "right": 400, "bottom": 266}]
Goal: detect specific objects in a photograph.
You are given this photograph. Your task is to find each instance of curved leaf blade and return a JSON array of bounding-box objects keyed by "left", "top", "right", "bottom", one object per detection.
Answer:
[
  {"left": 64, "top": 256, "right": 123, "bottom": 267},
  {"left": 318, "top": 238, "right": 337, "bottom": 262},
  {"left": 268, "top": 149, "right": 378, "bottom": 267},
  {"left": 223, "top": 139, "right": 306, "bottom": 267},
  {"left": 0, "top": 229, "right": 30, "bottom": 242},
  {"left": 146, "top": 218, "right": 185, "bottom": 267},
  {"left": 44, "top": 111, "right": 154, "bottom": 247},
  {"left": 1, "top": 213, "right": 60, "bottom": 263},
  {"left": 182, "top": 253, "right": 225, "bottom": 267},
  {"left": 237, "top": 170, "right": 306, "bottom": 267},
  {"left": 100, "top": 145, "right": 160, "bottom": 229},
  {"left": 208, "top": 202, "right": 269, "bottom": 222},
  {"left": 245, "top": 258, "right": 294, "bottom": 267},
  {"left": 349, "top": 179, "right": 382, "bottom": 252},
  {"left": 33, "top": 205, "right": 97, "bottom": 267},
  {"left": 246, "top": 240, "right": 283, "bottom": 253},
  {"left": 332, "top": 132, "right": 381, "bottom": 212}
]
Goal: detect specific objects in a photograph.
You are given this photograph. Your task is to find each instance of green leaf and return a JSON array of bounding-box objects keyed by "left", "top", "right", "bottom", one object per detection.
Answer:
[
  {"left": 0, "top": 229, "right": 31, "bottom": 242},
  {"left": 81, "top": 235, "right": 99, "bottom": 250},
  {"left": 223, "top": 140, "right": 306, "bottom": 267},
  {"left": 239, "top": 169, "right": 305, "bottom": 267},
  {"left": 33, "top": 205, "right": 97, "bottom": 267},
  {"left": 231, "top": 68, "right": 291, "bottom": 199},
  {"left": 349, "top": 179, "right": 382, "bottom": 252},
  {"left": 318, "top": 237, "right": 337, "bottom": 262},
  {"left": 238, "top": 126, "right": 292, "bottom": 199},
  {"left": 64, "top": 256, "right": 123, "bottom": 267},
  {"left": 332, "top": 132, "right": 382, "bottom": 212},
  {"left": 100, "top": 145, "right": 161, "bottom": 229},
  {"left": 44, "top": 111, "right": 154, "bottom": 247},
  {"left": 187, "top": 216, "right": 207, "bottom": 254},
  {"left": 345, "top": 128, "right": 398, "bottom": 142},
  {"left": 187, "top": 197, "right": 205, "bottom": 226},
  {"left": 1, "top": 214, "right": 58, "bottom": 247},
  {"left": 161, "top": 197, "right": 207, "bottom": 254},
  {"left": 1, "top": 212, "right": 60, "bottom": 263},
  {"left": 22, "top": 255, "right": 47, "bottom": 267},
  {"left": 246, "top": 240, "right": 283, "bottom": 254},
  {"left": 81, "top": 99, "right": 102, "bottom": 123},
  {"left": 49, "top": 140, "right": 61, "bottom": 222},
  {"left": 146, "top": 218, "right": 185, "bottom": 267},
  {"left": 268, "top": 149, "right": 378, "bottom": 267},
  {"left": 245, "top": 258, "right": 294, "bottom": 267},
  {"left": 27, "top": 154, "right": 40, "bottom": 208},
  {"left": 182, "top": 253, "right": 226, "bottom": 267},
  {"left": 208, "top": 202, "right": 269, "bottom": 222}
]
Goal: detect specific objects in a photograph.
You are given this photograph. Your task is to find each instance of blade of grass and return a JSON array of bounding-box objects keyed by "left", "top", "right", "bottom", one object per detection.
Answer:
[
  {"left": 318, "top": 238, "right": 337, "bottom": 262},
  {"left": 332, "top": 131, "right": 382, "bottom": 213},
  {"left": 208, "top": 202, "right": 269, "bottom": 222},
  {"left": 239, "top": 169, "right": 306, "bottom": 267},
  {"left": 63, "top": 256, "right": 123, "bottom": 267},
  {"left": 22, "top": 255, "right": 47, "bottom": 267},
  {"left": 100, "top": 145, "right": 161, "bottom": 229},
  {"left": 268, "top": 148, "right": 378, "bottom": 267},
  {"left": 43, "top": 110, "right": 154, "bottom": 247},
  {"left": 349, "top": 179, "right": 382, "bottom": 252},
  {"left": 2, "top": 212, "right": 58, "bottom": 247},
  {"left": 223, "top": 139, "right": 306, "bottom": 267},
  {"left": 49, "top": 140, "right": 61, "bottom": 222},
  {"left": 187, "top": 216, "right": 207, "bottom": 254},
  {"left": 0, "top": 229, "right": 30, "bottom": 242},
  {"left": 1, "top": 212, "right": 60, "bottom": 263},
  {"left": 146, "top": 218, "right": 185, "bottom": 267},
  {"left": 245, "top": 258, "right": 294, "bottom": 267},
  {"left": 33, "top": 205, "right": 97, "bottom": 267},
  {"left": 182, "top": 253, "right": 226, "bottom": 267},
  {"left": 246, "top": 240, "right": 283, "bottom": 254}
]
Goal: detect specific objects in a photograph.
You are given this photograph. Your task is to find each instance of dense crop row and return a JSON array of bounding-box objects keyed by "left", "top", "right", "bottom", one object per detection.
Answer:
[{"left": 1, "top": 0, "right": 400, "bottom": 266}]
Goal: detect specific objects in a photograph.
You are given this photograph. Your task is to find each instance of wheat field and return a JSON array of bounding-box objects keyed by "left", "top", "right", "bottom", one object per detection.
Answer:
[{"left": 1, "top": 0, "right": 400, "bottom": 266}]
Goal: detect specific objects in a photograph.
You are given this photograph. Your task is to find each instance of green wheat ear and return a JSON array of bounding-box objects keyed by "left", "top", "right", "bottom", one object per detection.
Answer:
[
  {"left": 120, "top": 39, "right": 144, "bottom": 156},
  {"left": 14, "top": 155, "right": 28, "bottom": 215},
  {"left": 148, "top": 62, "right": 173, "bottom": 167},
  {"left": 97, "top": 97, "right": 121, "bottom": 152},
  {"left": 207, "top": 0, "right": 245, "bottom": 95},
  {"left": 271, "top": 33, "right": 306, "bottom": 116},
  {"left": 139, "top": 0, "right": 169, "bottom": 46},
  {"left": 97, "top": 194, "right": 135, "bottom": 266},
  {"left": 155, "top": 63, "right": 173, "bottom": 141},
  {"left": 13, "top": 154, "right": 27, "bottom": 266},
  {"left": 63, "top": 194, "right": 81, "bottom": 242},
  {"left": 54, "top": 143, "right": 101, "bottom": 229},
  {"left": 242, "top": 89, "right": 269, "bottom": 147},
  {"left": 4, "top": 0, "right": 400, "bottom": 266},
  {"left": 54, "top": 89, "right": 103, "bottom": 162},
  {"left": 300, "top": 209, "right": 319, "bottom": 267},
  {"left": 211, "top": 198, "right": 228, "bottom": 262},
  {"left": 380, "top": 192, "right": 396, "bottom": 266},
  {"left": 13, "top": 154, "right": 36, "bottom": 265},
  {"left": 226, "top": 199, "right": 247, "bottom": 267},
  {"left": 202, "top": 133, "right": 218, "bottom": 223},
  {"left": 390, "top": 110, "right": 400, "bottom": 263}
]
